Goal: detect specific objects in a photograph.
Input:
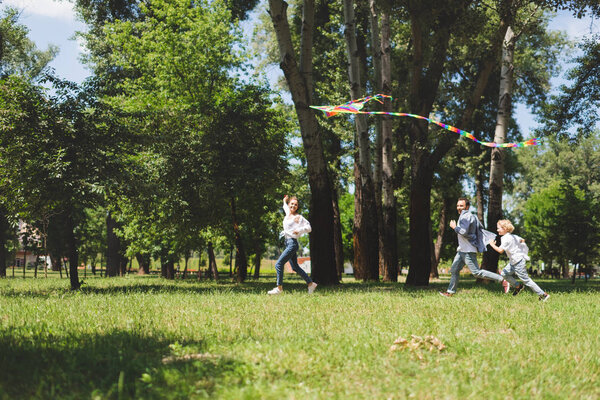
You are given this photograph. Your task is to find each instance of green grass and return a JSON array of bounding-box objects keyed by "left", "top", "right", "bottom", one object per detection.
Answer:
[{"left": 1, "top": 274, "right": 599, "bottom": 399}]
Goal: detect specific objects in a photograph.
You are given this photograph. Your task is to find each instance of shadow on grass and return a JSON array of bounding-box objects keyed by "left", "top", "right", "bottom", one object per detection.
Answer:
[{"left": 0, "top": 330, "right": 249, "bottom": 399}]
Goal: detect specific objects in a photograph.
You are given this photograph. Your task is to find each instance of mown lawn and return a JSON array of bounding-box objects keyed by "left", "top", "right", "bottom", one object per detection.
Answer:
[{"left": 0, "top": 274, "right": 599, "bottom": 399}]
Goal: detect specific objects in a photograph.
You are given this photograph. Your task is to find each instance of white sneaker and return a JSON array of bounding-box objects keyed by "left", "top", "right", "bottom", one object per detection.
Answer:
[
  {"left": 308, "top": 282, "right": 318, "bottom": 294},
  {"left": 268, "top": 287, "right": 283, "bottom": 295}
]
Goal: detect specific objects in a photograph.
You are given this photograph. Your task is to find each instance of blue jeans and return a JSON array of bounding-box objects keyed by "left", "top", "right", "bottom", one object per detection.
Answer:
[
  {"left": 447, "top": 252, "right": 504, "bottom": 294},
  {"left": 501, "top": 259, "right": 544, "bottom": 295},
  {"left": 275, "top": 238, "right": 312, "bottom": 286}
]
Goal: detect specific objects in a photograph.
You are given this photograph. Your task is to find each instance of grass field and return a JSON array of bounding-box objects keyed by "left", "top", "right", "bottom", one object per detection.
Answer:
[{"left": 1, "top": 273, "right": 599, "bottom": 399}]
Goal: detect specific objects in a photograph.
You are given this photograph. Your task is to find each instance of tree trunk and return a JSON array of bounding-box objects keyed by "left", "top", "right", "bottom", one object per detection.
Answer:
[
  {"left": 166, "top": 257, "right": 175, "bottom": 279},
  {"left": 331, "top": 188, "right": 344, "bottom": 280},
  {"left": 368, "top": 0, "right": 385, "bottom": 277},
  {"left": 252, "top": 248, "right": 262, "bottom": 280},
  {"left": 0, "top": 209, "right": 7, "bottom": 277},
  {"left": 475, "top": 166, "right": 485, "bottom": 223},
  {"left": 182, "top": 252, "right": 189, "bottom": 279},
  {"left": 119, "top": 254, "right": 128, "bottom": 277},
  {"left": 344, "top": 0, "right": 379, "bottom": 281},
  {"left": 405, "top": 4, "right": 510, "bottom": 286},
  {"left": 65, "top": 208, "right": 80, "bottom": 290},
  {"left": 106, "top": 212, "right": 121, "bottom": 277},
  {"left": 431, "top": 198, "right": 449, "bottom": 278},
  {"left": 407, "top": 139, "right": 435, "bottom": 286},
  {"left": 136, "top": 253, "right": 150, "bottom": 275},
  {"left": 380, "top": 10, "right": 398, "bottom": 282},
  {"left": 231, "top": 197, "right": 247, "bottom": 283},
  {"left": 207, "top": 242, "right": 219, "bottom": 280},
  {"left": 268, "top": 0, "right": 338, "bottom": 285},
  {"left": 484, "top": 26, "right": 515, "bottom": 274}
]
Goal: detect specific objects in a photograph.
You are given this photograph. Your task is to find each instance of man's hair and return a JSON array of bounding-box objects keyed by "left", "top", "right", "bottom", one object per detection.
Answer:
[
  {"left": 457, "top": 197, "right": 470, "bottom": 208},
  {"left": 497, "top": 219, "right": 515, "bottom": 233}
]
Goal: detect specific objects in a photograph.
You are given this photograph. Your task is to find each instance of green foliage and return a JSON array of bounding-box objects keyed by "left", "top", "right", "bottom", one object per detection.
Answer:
[
  {"left": 515, "top": 133, "right": 600, "bottom": 265},
  {"left": 524, "top": 180, "right": 597, "bottom": 265},
  {"left": 0, "top": 8, "right": 58, "bottom": 78}
]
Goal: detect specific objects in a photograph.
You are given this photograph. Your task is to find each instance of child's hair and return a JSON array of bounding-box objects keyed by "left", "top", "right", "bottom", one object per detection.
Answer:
[{"left": 497, "top": 219, "right": 515, "bottom": 233}]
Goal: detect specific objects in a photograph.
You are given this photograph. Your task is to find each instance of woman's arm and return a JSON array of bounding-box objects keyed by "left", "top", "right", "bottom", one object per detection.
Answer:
[{"left": 282, "top": 195, "right": 290, "bottom": 216}]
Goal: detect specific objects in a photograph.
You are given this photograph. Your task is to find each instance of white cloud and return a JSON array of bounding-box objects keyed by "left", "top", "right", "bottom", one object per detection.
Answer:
[{"left": 2, "top": 0, "right": 76, "bottom": 21}]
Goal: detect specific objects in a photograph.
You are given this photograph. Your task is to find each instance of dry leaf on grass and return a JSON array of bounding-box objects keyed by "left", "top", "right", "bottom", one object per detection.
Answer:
[{"left": 390, "top": 334, "right": 446, "bottom": 359}]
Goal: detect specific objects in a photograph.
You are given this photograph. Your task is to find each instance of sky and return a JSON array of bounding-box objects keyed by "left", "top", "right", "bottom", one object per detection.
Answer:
[{"left": 2, "top": 0, "right": 598, "bottom": 134}]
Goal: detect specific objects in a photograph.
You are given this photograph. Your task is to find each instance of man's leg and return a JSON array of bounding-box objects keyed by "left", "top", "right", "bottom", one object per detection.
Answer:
[
  {"left": 464, "top": 253, "right": 504, "bottom": 283},
  {"left": 446, "top": 252, "right": 464, "bottom": 294}
]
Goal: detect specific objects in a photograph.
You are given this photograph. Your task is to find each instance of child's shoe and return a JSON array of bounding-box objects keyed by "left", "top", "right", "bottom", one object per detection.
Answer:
[
  {"left": 502, "top": 280, "right": 510, "bottom": 293},
  {"left": 539, "top": 293, "right": 550, "bottom": 302},
  {"left": 512, "top": 283, "right": 524, "bottom": 296}
]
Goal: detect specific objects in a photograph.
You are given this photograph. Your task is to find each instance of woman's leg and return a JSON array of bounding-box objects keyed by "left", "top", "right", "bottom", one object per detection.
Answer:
[
  {"left": 274, "top": 240, "right": 295, "bottom": 287},
  {"left": 289, "top": 252, "right": 312, "bottom": 284}
]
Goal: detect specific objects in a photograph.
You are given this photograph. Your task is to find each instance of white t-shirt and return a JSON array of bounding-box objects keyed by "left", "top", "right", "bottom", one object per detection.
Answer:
[
  {"left": 281, "top": 201, "right": 312, "bottom": 239},
  {"left": 500, "top": 233, "right": 528, "bottom": 264}
]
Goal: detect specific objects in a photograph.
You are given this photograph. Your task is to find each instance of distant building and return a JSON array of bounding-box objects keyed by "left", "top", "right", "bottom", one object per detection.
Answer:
[{"left": 284, "top": 257, "right": 311, "bottom": 274}]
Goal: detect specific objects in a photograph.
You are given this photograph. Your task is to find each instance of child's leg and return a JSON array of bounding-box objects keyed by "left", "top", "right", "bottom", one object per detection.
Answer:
[
  {"left": 513, "top": 259, "right": 545, "bottom": 295},
  {"left": 501, "top": 263, "right": 519, "bottom": 287}
]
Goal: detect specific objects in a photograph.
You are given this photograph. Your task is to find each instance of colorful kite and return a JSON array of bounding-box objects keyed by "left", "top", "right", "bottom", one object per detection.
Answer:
[{"left": 310, "top": 94, "right": 541, "bottom": 148}]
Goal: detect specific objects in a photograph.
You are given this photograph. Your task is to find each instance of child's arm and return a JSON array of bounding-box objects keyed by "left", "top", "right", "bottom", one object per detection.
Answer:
[{"left": 488, "top": 239, "right": 504, "bottom": 254}]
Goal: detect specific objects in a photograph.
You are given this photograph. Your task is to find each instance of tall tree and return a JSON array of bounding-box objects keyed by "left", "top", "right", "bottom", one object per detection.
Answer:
[
  {"left": 343, "top": 0, "right": 379, "bottom": 280},
  {"left": 405, "top": 0, "right": 511, "bottom": 286},
  {"left": 268, "top": 0, "right": 338, "bottom": 285}
]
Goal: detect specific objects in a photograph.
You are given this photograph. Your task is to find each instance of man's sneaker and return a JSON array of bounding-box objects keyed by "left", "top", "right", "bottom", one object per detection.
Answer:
[
  {"left": 308, "top": 282, "right": 318, "bottom": 294},
  {"left": 268, "top": 287, "right": 283, "bottom": 295},
  {"left": 539, "top": 293, "right": 550, "bottom": 302},
  {"left": 512, "top": 283, "right": 524, "bottom": 296},
  {"left": 502, "top": 280, "right": 510, "bottom": 294},
  {"left": 439, "top": 291, "right": 453, "bottom": 298}
]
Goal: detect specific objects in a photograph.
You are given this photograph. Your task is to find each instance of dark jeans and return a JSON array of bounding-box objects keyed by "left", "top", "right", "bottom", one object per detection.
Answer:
[{"left": 275, "top": 238, "right": 312, "bottom": 286}]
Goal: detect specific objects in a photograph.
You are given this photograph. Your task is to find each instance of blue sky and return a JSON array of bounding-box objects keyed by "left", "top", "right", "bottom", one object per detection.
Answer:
[{"left": 2, "top": 0, "right": 598, "bottom": 134}]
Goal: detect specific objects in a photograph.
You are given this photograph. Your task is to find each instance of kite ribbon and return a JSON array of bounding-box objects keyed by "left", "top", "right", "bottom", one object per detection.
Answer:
[{"left": 310, "top": 94, "right": 541, "bottom": 148}]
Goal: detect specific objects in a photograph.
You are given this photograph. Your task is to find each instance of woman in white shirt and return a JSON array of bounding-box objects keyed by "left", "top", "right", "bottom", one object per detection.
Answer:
[
  {"left": 268, "top": 195, "right": 318, "bottom": 295},
  {"left": 489, "top": 219, "right": 549, "bottom": 301}
]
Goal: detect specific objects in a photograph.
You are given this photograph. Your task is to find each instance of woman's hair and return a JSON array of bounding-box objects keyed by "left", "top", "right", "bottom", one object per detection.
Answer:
[
  {"left": 497, "top": 219, "right": 515, "bottom": 233},
  {"left": 287, "top": 196, "right": 298, "bottom": 205}
]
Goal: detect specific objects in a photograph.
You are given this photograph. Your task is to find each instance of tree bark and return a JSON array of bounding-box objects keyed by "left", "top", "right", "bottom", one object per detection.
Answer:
[
  {"left": 268, "top": 0, "right": 337, "bottom": 285},
  {"left": 475, "top": 166, "right": 485, "bottom": 223},
  {"left": 136, "top": 253, "right": 150, "bottom": 275},
  {"left": 344, "top": 0, "right": 379, "bottom": 281}
]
